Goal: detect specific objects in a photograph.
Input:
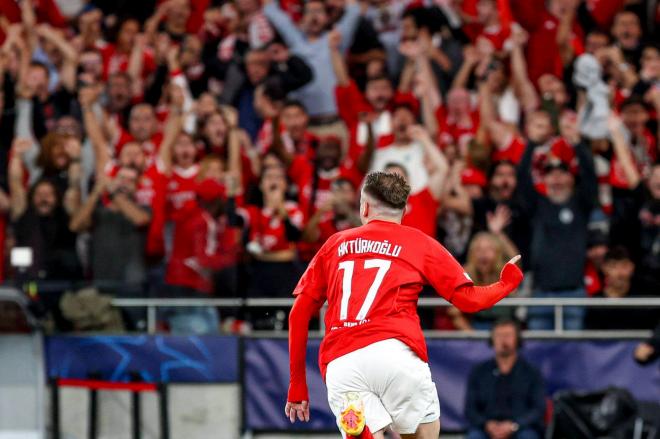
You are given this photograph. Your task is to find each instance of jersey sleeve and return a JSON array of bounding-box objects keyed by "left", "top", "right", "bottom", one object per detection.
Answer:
[
  {"left": 423, "top": 239, "right": 473, "bottom": 299},
  {"left": 292, "top": 242, "right": 329, "bottom": 301}
]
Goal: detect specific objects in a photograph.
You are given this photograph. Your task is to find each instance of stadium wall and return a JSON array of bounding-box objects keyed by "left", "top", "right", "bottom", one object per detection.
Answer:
[{"left": 44, "top": 335, "right": 660, "bottom": 437}]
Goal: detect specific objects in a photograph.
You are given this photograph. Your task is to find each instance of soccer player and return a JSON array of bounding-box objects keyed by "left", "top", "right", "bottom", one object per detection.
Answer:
[{"left": 285, "top": 172, "right": 524, "bottom": 438}]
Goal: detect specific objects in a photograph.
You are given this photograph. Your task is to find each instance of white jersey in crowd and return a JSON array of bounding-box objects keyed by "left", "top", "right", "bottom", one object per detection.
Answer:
[{"left": 369, "top": 141, "right": 429, "bottom": 194}]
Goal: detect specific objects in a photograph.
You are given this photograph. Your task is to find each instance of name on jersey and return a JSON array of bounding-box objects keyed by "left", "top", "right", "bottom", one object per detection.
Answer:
[{"left": 337, "top": 238, "right": 402, "bottom": 258}]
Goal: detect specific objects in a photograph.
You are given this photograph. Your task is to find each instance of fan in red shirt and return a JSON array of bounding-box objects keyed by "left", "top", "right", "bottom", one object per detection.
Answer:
[
  {"left": 99, "top": 18, "right": 157, "bottom": 81},
  {"left": 330, "top": 30, "right": 407, "bottom": 160},
  {"left": 464, "top": 0, "right": 515, "bottom": 52},
  {"left": 257, "top": 100, "right": 319, "bottom": 160},
  {"left": 234, "top": 157, "right": 306, "bottom": 304},
  {"left": 115, "top": 104, "right": 163, "bottom": 164},
  {"left": 158, "top": 129, "right": 200, "bottom": 222},
  {"left": 300, "top": 178, "right": 362, "bottom": 261},
  {"left": 285, "top": 172, "right": 523, "bottom": 438},
  {"left": 436, "top": 88, "right": 480, "bottom": 151},
  {"left": 336, "top": 76, "right": 399, "bottom": 155},
  {"left": 165, "top": 178, "right": 241, "bottom": 294},
  {"left": 284, "top": 136, "right": 366, "bottom": 219},
  {"left": 511, "top": 0, "right": 585, "bottom": 84}
]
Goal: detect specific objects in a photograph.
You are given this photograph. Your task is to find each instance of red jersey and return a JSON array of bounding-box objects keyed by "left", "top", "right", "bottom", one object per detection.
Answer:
[
  {"left": 165, "top": 208, "right": 240, "bottom": 293},
  {"left": 288, "top": 155, "right": 364, "bottom": 218},
  {"left": 238, "top": 202, "right": 305, "bottom": 252},
  {"left": 436, "top": 105, "right": 480, "bottom": 150},
  {"left": 100, "top": 44, "right": 157, "bottom": 81},
  {"left": 492, "top": 135, "right": 525, "bottom": 164},
  {"left": 517, "top": 8, "right": 584, "bottom": 83},
  {"left": 401, "top": 189, "right": 440, "bottom": 238},
  {"left": 104, "top": 163, "right": 165, "bottom": 208},
  {"left": 166, "top": 165, "right": 199, "bottom": 221},
  {"left": 115, "top": 129, "right": 164, "bottom": 164},
  {"left": 293, "top": 220, "right": 473, "bottom": 376},
  {"left": 336, "top": 82, "right": 396, "bottom": 151}
]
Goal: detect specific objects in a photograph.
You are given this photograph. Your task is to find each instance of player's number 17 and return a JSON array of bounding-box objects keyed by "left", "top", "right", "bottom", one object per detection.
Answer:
[{"left": 338, "top": 259, "right": 392, "bottom": 321}]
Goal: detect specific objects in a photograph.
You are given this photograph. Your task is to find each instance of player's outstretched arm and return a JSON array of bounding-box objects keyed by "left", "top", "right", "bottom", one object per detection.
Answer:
[
  {"left": 286, "top": 293, "right": 324, "bottom": 423},
  {"left": 450, "top": 256, "right": 524, "bottom": 313}
]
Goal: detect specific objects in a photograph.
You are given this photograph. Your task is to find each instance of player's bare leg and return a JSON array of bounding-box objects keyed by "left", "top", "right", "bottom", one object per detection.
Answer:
[{"left": 399, "top": 419, "right": 440, "bottom": 439}]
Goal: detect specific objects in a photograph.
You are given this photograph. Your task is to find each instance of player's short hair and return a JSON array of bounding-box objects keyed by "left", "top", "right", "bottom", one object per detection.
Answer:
[{"left": 361, "top": 171, "right": 410, "bottom": 211}]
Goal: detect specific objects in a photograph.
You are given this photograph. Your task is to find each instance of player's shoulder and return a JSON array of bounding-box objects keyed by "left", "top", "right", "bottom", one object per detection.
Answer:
[
  {"left": 323, "top": 226, "right": 360, "bottom": 248},
  {"left": 395, "top": 223, "right": 441, "bottom": 245}
]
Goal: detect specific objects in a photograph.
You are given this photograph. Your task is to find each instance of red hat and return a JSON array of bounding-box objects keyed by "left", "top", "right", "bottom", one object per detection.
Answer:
[
  {"left": 544, "top": 137, "right": 578, "bottom": 175},
  {"left": 195, "top": 178, "right": 226, "bottom": 202},
  {"left": 461, "top": 167, "right": 488, "bottom": 188}
]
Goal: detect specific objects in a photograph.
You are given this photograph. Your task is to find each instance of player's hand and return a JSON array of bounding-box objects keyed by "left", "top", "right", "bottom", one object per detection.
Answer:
[
  {"left": 507, "top": 255, "right": 521, "bottom": 266},
  {"left": 285, "top": 400, "right": 310, "bottom": 423},
  {"left": 500, "top": 255, "right": 523, "bottom": 289},
  {"left": 486, "top": 204, "right": 512, "bottom": 235}
]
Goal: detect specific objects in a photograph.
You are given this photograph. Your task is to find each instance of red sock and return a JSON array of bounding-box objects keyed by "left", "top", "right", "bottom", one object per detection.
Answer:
[{"left": 348, "top": 426, "right": 374, "bottom": 439}]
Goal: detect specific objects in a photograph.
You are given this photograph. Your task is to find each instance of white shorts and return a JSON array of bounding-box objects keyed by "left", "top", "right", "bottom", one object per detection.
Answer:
[{"left": 325, "top": 338, "right": 440, "bottom": 436}]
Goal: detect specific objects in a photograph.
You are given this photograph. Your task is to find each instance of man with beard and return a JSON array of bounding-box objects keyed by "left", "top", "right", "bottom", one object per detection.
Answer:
[
  {"left": 10, "top": 179, "right": 81, "bottom": 282},
  {"left": 464, "top": 320, "right": 545, "bottom": 439},
  {"left": 263, "top": 0, "right": 361, "bottom": 119},
  {"left": 105, "top": 72, "right": 134, "bottom": 127},
  {"left": 114, "top": 103, "right": 163, "bottom": 163},
  {"left": 330, "top": 28, "right": 414, "bottom": 161},
  {"left": 518, "top": 131, "right": 598, "bottom": 330},
  {"left": 69, "top": 166, "right": 152, "bottom": 289},
  {"left": 610, "top": 10, "right": 644, "bottom": 67},
  {"left": 268, "top": 100, "right": 318, "bottom": 159},
  {"left": 369, "top": 102, "right": 429, "bottom": 194},
  {"left": 8, "top": 136, "right": 81, "bottom": 281}
]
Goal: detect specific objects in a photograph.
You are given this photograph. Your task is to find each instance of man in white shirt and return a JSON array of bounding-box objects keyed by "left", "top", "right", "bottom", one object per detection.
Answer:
[{"left": 369, "top": 103, "right": 429, "bottom": 193}]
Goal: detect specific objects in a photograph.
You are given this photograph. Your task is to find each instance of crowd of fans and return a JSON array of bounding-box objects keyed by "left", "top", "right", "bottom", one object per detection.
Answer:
[{"left": 0, "top": 0, "right": 658, "bottom": 333}]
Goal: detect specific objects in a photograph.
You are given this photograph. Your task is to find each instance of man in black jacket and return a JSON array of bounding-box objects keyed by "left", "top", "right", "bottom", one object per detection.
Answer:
[
  {"left": 219, "top": 42, "right": 313, "bottom": 141},
  {"left": 465, "top": 320, "right": 546, "bottom": 439},
  {"left": 517, "top": 133, "right": 598, "bottom": 330}
]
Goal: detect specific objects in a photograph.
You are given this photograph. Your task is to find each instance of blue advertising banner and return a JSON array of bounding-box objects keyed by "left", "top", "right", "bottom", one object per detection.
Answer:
[
  {"left": 46, "top": 335, "right": 239, "bottom": 383},
  {"left": 243, "top": 338, "right": 660, "bottom": 432}
]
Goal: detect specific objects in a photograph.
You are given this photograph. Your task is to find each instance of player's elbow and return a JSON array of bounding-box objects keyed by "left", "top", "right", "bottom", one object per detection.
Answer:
[{"left": 453, "top": 300, "right": 486, "bottom": 314}]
